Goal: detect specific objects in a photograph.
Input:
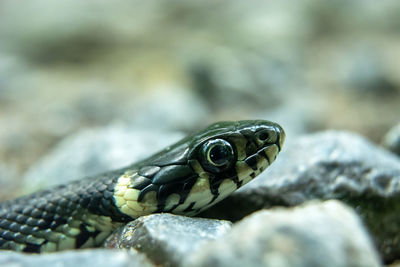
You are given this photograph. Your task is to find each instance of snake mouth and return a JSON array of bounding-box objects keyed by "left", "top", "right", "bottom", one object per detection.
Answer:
[
  {"left": 235, "top": 123, "right": 285, "bottom": 186},
  {"left": 233, "top": 143, "right": 279, "bottom": 188},
  {"left": 241, "top": 122, "right": 285, "bottom": 167},
  {"left": 245, "top": 143, "right": 279, "bottom": 170}
]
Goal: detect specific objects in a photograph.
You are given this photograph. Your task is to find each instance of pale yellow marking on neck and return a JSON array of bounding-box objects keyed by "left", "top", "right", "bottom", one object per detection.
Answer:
[
  {"left": 165, "top": 193, "right": 180, "bottom": 210},
  {"left": 41, "top": 241, "right": 57, "bottom": 252},
  {"left": 114, "top": 171, "right": 158, "bottom": 218}
]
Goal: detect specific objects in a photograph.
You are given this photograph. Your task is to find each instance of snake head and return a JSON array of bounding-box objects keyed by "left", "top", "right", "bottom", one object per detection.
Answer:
[
  {"left": 114, "top": 120, "right": 285, "bottom": 218},
  {"left": 182, "top": 120, "right": 285, "bottom": 213}
]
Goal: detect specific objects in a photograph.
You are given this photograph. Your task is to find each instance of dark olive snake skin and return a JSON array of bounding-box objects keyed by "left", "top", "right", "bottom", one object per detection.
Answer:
[{"left": 0, "top": 120, "right": 285, "bottom": 253}]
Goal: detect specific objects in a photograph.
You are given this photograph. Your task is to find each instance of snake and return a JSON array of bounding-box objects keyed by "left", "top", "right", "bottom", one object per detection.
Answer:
[{"left": 0, "top": 120, "right": 285, "bottom": 253}]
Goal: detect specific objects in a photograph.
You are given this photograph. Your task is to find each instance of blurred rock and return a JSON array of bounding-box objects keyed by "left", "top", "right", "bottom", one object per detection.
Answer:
[
  {"left": 0, "top": 249, "right": 153, "bottom": 267},
  {"left": 0, "top": 163, "right": 18, "bottom": 202},
  {"left": 104, "top": 213, "right": 231, "bottom": 267},
  {"left": 337, "top": 47, "right": 398, "bottom": 96},
  {"left": 202, "top": 131, "right": 400, "bottom": 263},
  {"left": 186, "top": 200, "right": 381, "bottom": 267},
  {"left": 383, "top": 123, "right": 400, "bottom": 156},
  {"left": 188, "top": 55, "right": 295, "bottom": 114},
  {"left": 22, "top": 125, "right": 183, "bottom": 193},
  {"left": 125, "top": 87, "right": 209, "bottom": 131},
  {"left": 252, "top": 102, "right": 322, "bottom": 139}
]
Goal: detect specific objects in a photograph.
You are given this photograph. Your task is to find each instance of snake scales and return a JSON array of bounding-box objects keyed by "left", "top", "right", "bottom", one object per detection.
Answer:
[{"left": 0, "top": 120, "right": 285, "bottom": 253}]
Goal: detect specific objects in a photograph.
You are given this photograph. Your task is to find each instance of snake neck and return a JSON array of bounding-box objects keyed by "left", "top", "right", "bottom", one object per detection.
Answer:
[{"left": 0, "top": 172, "right": 131, "bottom": 252}]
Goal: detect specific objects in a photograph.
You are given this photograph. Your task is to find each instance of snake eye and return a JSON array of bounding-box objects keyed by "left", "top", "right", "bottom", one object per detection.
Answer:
[{"left": 201, "top": 139, "right": 235, "bottom": 171}]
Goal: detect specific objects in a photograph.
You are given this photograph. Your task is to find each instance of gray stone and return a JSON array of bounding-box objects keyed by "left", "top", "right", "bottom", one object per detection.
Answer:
[
  {"left": 253, "top": 104, "right": 319, "bottom": 139},
  {"left": 22, "top": 125, "right": 183, "bottom": 193},
  {"left": 104, "top": 213, "right": 232, "bottom": 267},
  {"left": 0, "top": 249, "right": 154, "bottom": 267},
  {"left": 0, "top": 163, "right": 18, "bottom": 202},
  {"left": 336, "top": 47, "right": 397, "bottom": 96},
  {"left": 202, "top": 131, "right": 400, "bottom": 262},
  {"left": 383, "top": 124, "right": 400, "bottom": 156},
  {"left": 125, "top": 87, "right": 209, "bottom": 131},
  {"left": 186, "top": 200, "right": 381, "bottom": 267}
]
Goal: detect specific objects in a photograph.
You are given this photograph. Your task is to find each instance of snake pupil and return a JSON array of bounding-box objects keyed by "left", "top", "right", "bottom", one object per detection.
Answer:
[{"left": 210, "top": 145, "right": 230, "bottom": 166}]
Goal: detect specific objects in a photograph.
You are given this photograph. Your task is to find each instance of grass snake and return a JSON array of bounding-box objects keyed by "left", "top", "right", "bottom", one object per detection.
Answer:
[{"left": 0, "top": 120, "right": 285, "bottom": 253}]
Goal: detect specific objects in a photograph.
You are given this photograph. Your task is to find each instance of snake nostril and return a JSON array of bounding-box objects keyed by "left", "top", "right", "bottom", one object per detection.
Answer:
[{"left": 258, "top": 132, "right": 269, "bottom": 142}]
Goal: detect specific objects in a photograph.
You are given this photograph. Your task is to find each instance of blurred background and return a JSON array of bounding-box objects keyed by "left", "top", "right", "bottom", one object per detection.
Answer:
[{"left": 0, "top": 0, "right": 400, "bottom": 199}]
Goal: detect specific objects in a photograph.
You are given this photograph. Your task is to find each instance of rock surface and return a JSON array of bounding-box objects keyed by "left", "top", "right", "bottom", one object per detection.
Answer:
[
  {"left": 0, "top": 249, "right": 154, "bottom": 267},
  {"left": 187, "top": 200, "right": 381, "bottom": 267},
  {"left": 202, "top": 131, "right": 400, "bottom": 262},
  {"left": 104, "top": 213, "right": 232, "bottom": 267},
  {"left": 21, "top": 125, "right": 183, "bottom": 193}
]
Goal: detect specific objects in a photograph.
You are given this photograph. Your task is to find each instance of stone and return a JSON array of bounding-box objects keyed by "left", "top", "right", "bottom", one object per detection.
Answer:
[
  {"left": 202, "top": 131, "right": 400, "bottom": 263},
  {"left": 0, "top": 249, "right": 154, "bottom": 267},
  {"left": 336, "top": 47, "right": 397, "bottom": 96},
  {"left": 0, "top": 163, "right": 18, "bottom": 202},
  {"left": 104, "top": 213, "right": 232, "bottom": 267},
  {"left": 186, "top": 200, "right": 381, "bottom": 267}
]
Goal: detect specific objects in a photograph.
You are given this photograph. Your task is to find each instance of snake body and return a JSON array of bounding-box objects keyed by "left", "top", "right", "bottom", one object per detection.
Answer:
[{"left": 0, "top": 120, "right": 285, "bottom": 253}]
